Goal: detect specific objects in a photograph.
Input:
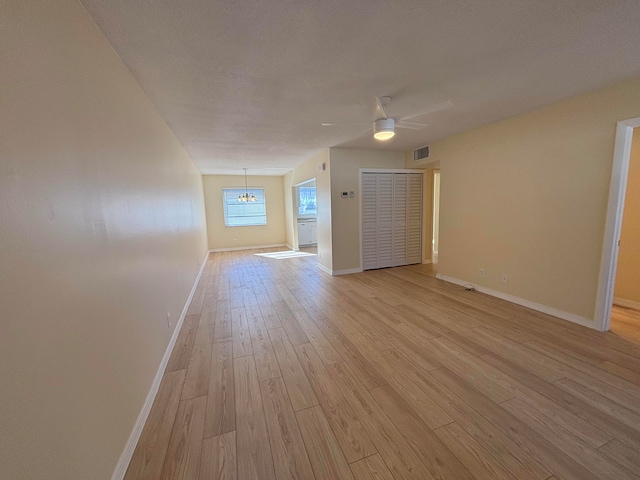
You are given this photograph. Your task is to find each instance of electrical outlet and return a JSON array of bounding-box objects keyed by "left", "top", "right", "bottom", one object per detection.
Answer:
[
  {"left": 502, "top": 274, "right": 508, "bottom": 284},
  {"left": 166, "top": 312, "right": 171, "bottom": 328},
  {"left": 479, "top": 268, "right": 485, "bottom": 277}
]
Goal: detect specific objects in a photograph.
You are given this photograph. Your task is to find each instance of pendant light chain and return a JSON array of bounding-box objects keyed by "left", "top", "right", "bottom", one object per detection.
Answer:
[{"left": 238, "top": 168, "right": 256, "bottom": 202}]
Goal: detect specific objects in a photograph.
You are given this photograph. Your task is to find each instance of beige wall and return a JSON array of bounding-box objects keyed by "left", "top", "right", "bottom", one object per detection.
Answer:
[
  {"left": 0, "top": 2, "right": 209, "bottom": 479},
  {"left": 329, "top": 148, "right": 405, "bottom": 272},
  {"left": 422, "top": 77, "right": 640, "bottom": 322},
  {"left": 288, "top": 150, "right": 332, "bottom": 270},
  {"left": 615, "top": 128, "right": 640, "bottom": 306},
  {"left": 203, "top": 175, "right": 286, "bottom": 250}
]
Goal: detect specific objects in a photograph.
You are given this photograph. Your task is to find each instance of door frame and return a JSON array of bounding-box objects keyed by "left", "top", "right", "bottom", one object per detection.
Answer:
[
  {"left": 595, "top": 117, "right": 640, "bottom": 331},
  {"left": 359, "top": 168, "right": 425, "bottom": 272},
  {"left": 293, "top": 178, "right": 316, "bottom": 250}
]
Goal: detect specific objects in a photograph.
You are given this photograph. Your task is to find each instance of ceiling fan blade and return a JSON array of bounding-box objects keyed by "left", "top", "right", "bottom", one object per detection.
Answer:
[
  {"left": 397, "top": 120, "right": 429, "bottom": 130},
  {"left": 321, "top": 122, "right": 369, "bottom": 127},
  {"left": 356, "top": 127, "right": 374, "bottom": 138},
  {"left": 400, "top": 99, "right": 453, "bottom": 121}
]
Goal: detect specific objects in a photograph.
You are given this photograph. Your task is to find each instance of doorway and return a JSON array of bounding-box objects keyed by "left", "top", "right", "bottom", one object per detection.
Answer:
[
  {"left": 432, "top": 170, "right": 441, "bottom": 265},
  {"left": 610, "top": 127, "right": 640, "bottom": 336},
  {"left": 295, "top": 179, "right": 317, "bottom": 250},
  {"left": 597, "top": 118, "right": 640, "bottom": 331}
]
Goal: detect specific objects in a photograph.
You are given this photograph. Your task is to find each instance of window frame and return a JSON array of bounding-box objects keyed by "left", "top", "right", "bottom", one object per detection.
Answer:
[
  {"left": 222, "top": 187, "right": 267, "bottom": 227},
  {"left": 297, "top": 185, "right": 317, "bottom": 216}
]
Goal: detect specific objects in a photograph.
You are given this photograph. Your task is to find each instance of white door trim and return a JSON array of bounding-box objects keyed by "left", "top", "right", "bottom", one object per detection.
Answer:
[{"left": 595, "top": 117, "right": 640, "bottom": 331}]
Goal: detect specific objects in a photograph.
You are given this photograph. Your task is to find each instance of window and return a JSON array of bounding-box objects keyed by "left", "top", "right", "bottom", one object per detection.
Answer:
[
  {"left": 297, "top": 186, "right": 317, "bottom": 216},
  {"left": 223, "top": 188, "right": 266, "bottom": 226}
]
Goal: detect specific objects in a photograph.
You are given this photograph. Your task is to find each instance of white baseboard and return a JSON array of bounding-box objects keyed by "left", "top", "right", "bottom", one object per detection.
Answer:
[
  {"left": 209, "top": 243, "right": 287, "bottom": 253},
  {"left": 285, "top": 243, "right": 296, "bottom": 251},
  {"left": 613, "top": 297, "right": 640, "bottom": 311},
  {"left": 111, "top": 250, "right": 210, "bottom": 480},
  {"left": 317, "top": 263, "right": 332, "bottom": 275},
  {"left": 436, "top": 273, "right": 595, "bottom": 330},
  {"left": 316, "top": 264, "right": 363, "bottom": 276},
  {"left": 332, "top": 267, "right": 363, "bottom": 276}
]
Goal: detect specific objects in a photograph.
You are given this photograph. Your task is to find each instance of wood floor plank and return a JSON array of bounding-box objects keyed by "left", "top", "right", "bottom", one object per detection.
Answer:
[
  {"left": 327, "top": 361, "right": 438, "bottom": 480},
  {"left": 502, "top": 397, "right": 640, "bottom": 480},
  {"left": 481, "top": 351, "right": 640, "bottom": 453},
  {"left": 525, "top": 340, "right": 640, "bottom": 401},
  {"left": 368, "top": 384, "right": 476, "bottom": 480},
  {"left": 234, "top": 355, "right": 276, "bottom": 480},
  {"left": 232, "top": 308, "right": 253, "bottom": 358},
  {"left": 428, "top": 336, "right": 516, "bottom": 403},
  {"left": 259, "top": 377, "right": 316, "bottom": 480},
  {"left": 200, "top": 299, "right": 217, "bottom": 326},
  {"left": 182, "top": 325, "right": 214, "bottom": 400},
  {"left": 214, "top": 308, "right": 233, "bottom": 343},
  {"left": 298, "top": 308, "right": 387, "bottom": 389},
  {"left": 292, "top": 309, "right": 343, "bottom": 364},
  {"left": 372, "top": 349, "right": 454, "bottom": 429},
  {"left": 294, "top": 343, "right": 376, "bottom": 463},
  {"left": 390, "top": 355, "right": 550, "bottom": 480},
  {"left": 555, "top": 377, "right": 640, "bottom": 431},
  {"left": 598, "top": 439, "right": 640, "bottom": 474},
  {"left": 471, "top": 327, "right": 567, "bottom": 381},
  {"left": 274, "top": 301, "right": 309, "bottom": 345},
  {"left": 204, "top": 341, "right": 235, "bottom": 438},
  {"left": 258, "top": 301, "right": 284, "bottom": 329},
  {"left": 125, "top": 370, "right": 186, "bottom": 480},
  {"left": 433, "top": 422, "right": 517, "bottom": 480},
  {"left": 159, "top": 396, "right": 207, "bottom": 480},
  {"left": 187, "top": 277, "right": 208, "bottom": 315},
  {"left": 428, "top": 367, "right": 602, "bottom": 480},
  {"left": 295, "top": 406, "right": 354, "bottom": 480},
  {"left": 349, "top": 453, "right": 395, "bottom": 480},
  {"left": 268, "top": 328, "right": 318, "bottom": 411},
  {"left": 199, "top": 431, "right": 236, "bottom": 480},
  {"left": 598, "top": 360, "right": 640, "bottom": 386},
  {"left": 166, "top": 314, "right": 199, "bottom": 372},
  {"left": 248, "top": 316, "right": 281, "bottom": 381},
  {"left": 429, "top": 340, "right": 612, "bottom": 449}
]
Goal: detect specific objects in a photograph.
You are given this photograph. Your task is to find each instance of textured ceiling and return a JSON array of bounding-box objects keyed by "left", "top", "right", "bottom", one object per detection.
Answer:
[{"left": 81, "top": 0, "right": 640, "bottom": 175}]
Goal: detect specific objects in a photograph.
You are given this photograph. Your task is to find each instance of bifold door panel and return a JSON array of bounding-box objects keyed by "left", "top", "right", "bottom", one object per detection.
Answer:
[{"left": 362, "top": 172, "right": 422, "bottom": 270}]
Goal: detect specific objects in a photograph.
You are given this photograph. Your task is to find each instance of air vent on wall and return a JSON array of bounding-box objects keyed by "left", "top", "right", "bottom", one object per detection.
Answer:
[{"left": 413, "top": 145, "right": 430, "bottom": 161}]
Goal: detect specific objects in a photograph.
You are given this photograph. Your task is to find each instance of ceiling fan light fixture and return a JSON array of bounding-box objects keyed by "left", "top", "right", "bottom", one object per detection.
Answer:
[{"left": 373, "top": 118, "right": 395, "bottom": 141}]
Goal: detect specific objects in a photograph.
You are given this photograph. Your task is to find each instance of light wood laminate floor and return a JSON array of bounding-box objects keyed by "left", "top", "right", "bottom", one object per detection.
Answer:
[{"left": 125, "top": 249, "right": 640, "bottom": 480}]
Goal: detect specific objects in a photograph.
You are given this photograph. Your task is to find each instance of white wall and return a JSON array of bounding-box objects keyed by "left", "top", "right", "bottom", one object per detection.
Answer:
[
  {"left": 0, "top": 2, "right": 208, "bottom": 479},
  {"left": 419, "top": 77, "right": 640, "bottom": 323},
  {"left": 203, "top": 174, "right": 286, "bottom": 250}
]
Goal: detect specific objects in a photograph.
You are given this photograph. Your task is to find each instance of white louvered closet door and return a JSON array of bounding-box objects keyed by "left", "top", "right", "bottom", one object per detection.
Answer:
[
  {"left": 362, "top": 172, "right": 422, "bottom": 270},
  {"left": 392, "top": 174, "right": 408, "bottom": 266}
]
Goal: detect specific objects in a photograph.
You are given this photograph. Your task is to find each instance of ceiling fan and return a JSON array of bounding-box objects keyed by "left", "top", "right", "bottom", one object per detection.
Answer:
[{"left": 322, "top": 96, "right": 453, "bottom": 141}]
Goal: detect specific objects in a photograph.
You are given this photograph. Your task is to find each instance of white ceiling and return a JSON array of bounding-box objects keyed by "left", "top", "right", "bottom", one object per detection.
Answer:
[{"left": 81, "top": 0, "right": 640, "bottom": 175}]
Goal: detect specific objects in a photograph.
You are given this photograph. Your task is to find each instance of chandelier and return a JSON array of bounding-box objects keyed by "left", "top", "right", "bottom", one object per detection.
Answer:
[{"left": 238, "top": 168, "right": 256, "bottom": 202}]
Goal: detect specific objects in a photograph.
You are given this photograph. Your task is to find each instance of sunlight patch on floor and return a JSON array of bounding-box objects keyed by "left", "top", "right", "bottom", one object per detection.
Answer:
[{"left": 255, "top": 250, "right": 316, "bottom": 259}]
